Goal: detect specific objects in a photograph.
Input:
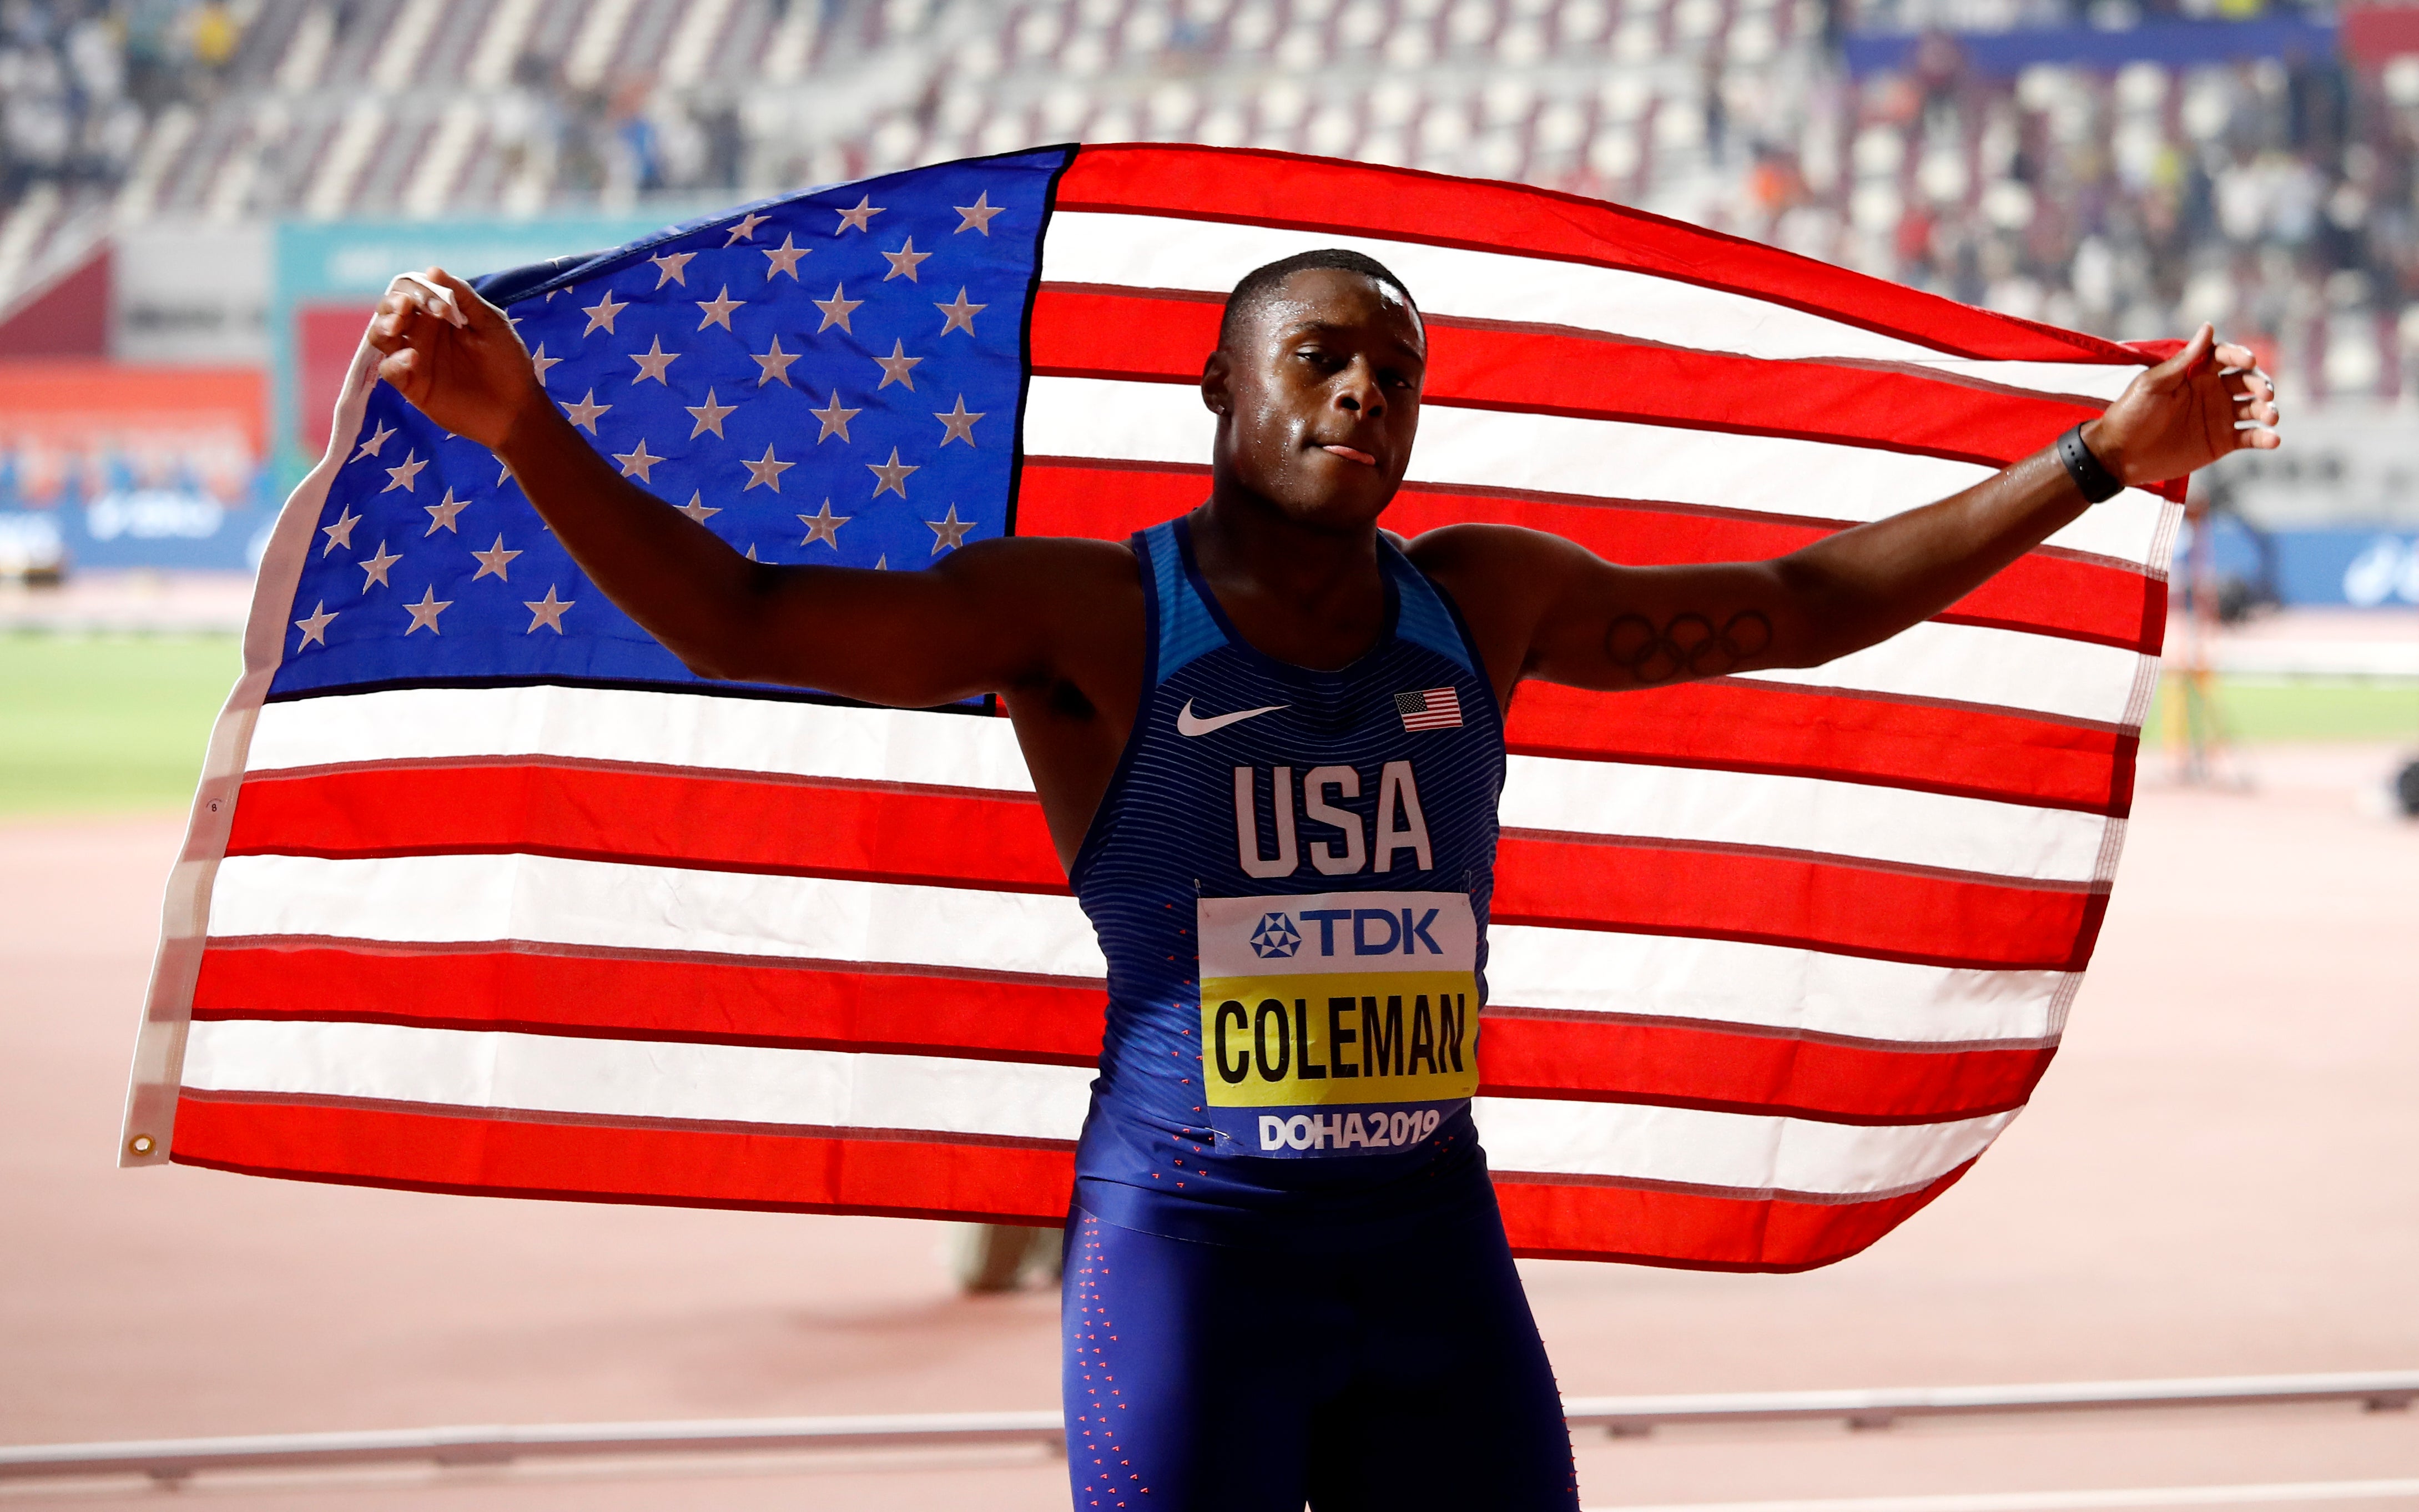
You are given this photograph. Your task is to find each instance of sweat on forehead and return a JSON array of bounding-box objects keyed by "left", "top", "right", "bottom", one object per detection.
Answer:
[{"left": 1217, "top": 249, "right": 1420, "bottom": 351}]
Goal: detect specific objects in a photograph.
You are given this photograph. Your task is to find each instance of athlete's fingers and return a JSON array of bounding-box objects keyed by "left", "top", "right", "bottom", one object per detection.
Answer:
[
  {"left": 392, "top": 270, "right": 469, "bottom": 329},
  {"left": 2235, "top": 396, "right": 2279, "bottom": 426},
  {"left": 376, "top": 344, "right": 424, "bottom": 397},
  {"left": 2213, "top": 341, "right": 2259, "bottom": 372}
]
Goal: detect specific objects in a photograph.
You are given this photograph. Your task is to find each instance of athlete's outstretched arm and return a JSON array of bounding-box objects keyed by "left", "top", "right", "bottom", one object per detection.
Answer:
[
  {"left": 365, "top": 268, "right": 1112, "bottom": 705},
  {"left": 1423, "top": 326, "right": 2278, "bottom": 695}
]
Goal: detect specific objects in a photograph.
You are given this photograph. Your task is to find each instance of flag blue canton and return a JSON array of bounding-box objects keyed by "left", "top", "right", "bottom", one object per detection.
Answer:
[{"left": 268, "top": 147, "right": 1070, "bottom": 703}]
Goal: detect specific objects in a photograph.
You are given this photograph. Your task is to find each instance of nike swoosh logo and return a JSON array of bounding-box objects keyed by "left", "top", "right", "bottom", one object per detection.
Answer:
[{"left": 1176, "top": 699, "right": 1288, "bottom": 737}]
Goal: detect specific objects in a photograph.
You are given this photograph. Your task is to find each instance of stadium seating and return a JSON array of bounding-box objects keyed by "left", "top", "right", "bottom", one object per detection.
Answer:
[{"left": 1, "top": 0, "right": 2413, "bottom": 401}]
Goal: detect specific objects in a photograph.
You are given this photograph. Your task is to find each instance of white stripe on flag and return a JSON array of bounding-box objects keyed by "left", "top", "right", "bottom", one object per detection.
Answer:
[
  {"left": 206, "top": 853, "right": 1112, "bottom": 979},
  {"left": 245, "top": 688, "right": 2121, "bottom": 878},
  {"left": 182, "top": 1019, "right": 1093, "bottom": 1142},
  {"left": 1041, "top": 211, "right": 2140, "bottom": 400},
  {"left": 1020, "top": 376, "right": 2168, "bottom": 568},
  {"left": 204, "top": 853, "right": 2073, "bottom": 1048},
  {"left": 1483, "top": 926, "right": 2072, "bottom": 1046},
  {"left": 1473, "top": 1095, "right": 2018, "bottom": 1197},
  {"left": 180, "top": 1019, "right": 2010, "bottom": 1196},
  {"left": 1501, "top": 756, "right": 2115, "bottom": 883}
]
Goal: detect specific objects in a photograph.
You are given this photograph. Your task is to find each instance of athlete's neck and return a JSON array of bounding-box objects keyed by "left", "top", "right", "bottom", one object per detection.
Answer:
[{"left": 1188, "top": 492, "right": 1389, "bottom": 672}]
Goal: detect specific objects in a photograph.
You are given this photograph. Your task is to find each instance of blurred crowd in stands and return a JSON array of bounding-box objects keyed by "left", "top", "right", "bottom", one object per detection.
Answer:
[{"left": 4, "top": 0, "right": 2416, "bottom": 401}]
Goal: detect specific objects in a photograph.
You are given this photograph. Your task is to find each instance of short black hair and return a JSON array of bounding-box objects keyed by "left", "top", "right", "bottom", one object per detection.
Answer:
[{"left": 1217, "top": 248, "right": 1420, "bottom": 351}]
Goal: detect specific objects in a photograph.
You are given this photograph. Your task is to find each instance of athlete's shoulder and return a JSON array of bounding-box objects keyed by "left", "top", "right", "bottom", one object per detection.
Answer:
[
  {"left": 1404, "top": 522, "right": 1594, "bottom": 605},
  {"left": 937, "top": 532, "right": 1141, "bottom": 606}
]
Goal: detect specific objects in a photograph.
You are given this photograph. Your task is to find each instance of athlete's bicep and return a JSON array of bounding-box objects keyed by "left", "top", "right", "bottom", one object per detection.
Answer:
[
  {"left": 732, "top": 537, "right": 1107, "bottom": 706},
  {"left": 1525, "top": 550, "right": 1808, "bottom": 691}
]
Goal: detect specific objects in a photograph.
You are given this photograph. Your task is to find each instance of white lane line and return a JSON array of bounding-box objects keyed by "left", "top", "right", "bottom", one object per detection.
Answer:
[{"left": 1585, "top": 1479, "right": 2419, "bottom": 1512}]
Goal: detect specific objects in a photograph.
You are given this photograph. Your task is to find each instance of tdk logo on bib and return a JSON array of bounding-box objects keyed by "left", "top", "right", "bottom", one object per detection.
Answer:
[
  {"left": 1248, "top": 913, "right": 1302, "bottom": 959},
  {"left": 1197, "top": 889, "right": 1480, "bottom": 1159}
]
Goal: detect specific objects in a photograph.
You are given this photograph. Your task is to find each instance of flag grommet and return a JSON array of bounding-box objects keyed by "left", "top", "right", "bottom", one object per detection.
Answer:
[{"left": 127, "top": 1135, "right": 155, "bottom": 1156}]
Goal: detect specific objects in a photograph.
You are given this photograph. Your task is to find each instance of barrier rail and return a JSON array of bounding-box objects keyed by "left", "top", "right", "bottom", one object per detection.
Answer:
[{"left": 2, "top": 1370, "right": 2411, "bottom": 1484}]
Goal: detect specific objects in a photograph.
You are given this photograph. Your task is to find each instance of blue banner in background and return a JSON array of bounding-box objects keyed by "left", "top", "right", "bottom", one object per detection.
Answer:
[{"left": 2187, "top": 520, "right": 2419, "bottom": 610}]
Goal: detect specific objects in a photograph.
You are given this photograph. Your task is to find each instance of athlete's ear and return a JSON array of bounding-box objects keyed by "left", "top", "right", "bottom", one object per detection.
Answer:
[{"left": 1201, "top": 349, "right": 1232, "bottom": 417}]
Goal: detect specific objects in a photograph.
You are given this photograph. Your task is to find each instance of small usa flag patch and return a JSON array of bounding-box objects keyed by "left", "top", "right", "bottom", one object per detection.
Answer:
[{"left": 1395, "top": 687, "right": 1463, "bottom": 731}]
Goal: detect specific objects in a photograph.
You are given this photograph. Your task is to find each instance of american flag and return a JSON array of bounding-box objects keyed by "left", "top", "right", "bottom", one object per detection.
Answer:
[
  {"left": 1395, "top": 687, "right": 1465, "bottom": 732},
  {"left": 123, "top": 145, "right": 2178, "bottom": 1271}
]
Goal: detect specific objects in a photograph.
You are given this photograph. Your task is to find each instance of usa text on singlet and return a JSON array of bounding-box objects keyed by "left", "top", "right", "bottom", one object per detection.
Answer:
[{"left": 1066, "top": 518, "right": 1508, "bottom": 1249}]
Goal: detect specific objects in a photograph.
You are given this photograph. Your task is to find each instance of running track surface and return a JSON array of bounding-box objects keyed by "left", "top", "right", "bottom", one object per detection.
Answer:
[{"left": 3, "top": 743, "right": 2415, "bottom": 1509}]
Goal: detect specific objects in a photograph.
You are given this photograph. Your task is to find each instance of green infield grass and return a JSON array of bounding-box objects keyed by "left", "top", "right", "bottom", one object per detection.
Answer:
[
  {"left": 1, "top": 634, "right": 2413, "bottom": 817},
  {"left": 2146, "top": 674, "right": 2419, "bottom": 745},
  {"left": 1, "top": 634, "right": 242, "bottom": 816}
]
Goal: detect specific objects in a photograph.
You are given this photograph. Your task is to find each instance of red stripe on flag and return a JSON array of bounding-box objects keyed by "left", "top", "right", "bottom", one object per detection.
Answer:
[
  {"left": 226, "top": 763, "right": 1069, "bottom": 892},
  {"left": 192, "top": 944, "right": 1108, "bottom": 1065},
  {"left": 1013, "top": 460, "right": 2165, "bottom": 655},
  {"left": 1491, "top": 1162, "right": 1976, "bottom": 1269},
  {"left": 165, "top": 1095, "right": 1963, "bottom": 1270},
  {"left": 221, "top": 765, "right": 2095, "bottom": 965},
  {"left": 1055, "top": 145, "right": 2142, "bottom": 367},
  {"left": 1031, "top": 285, "right": 2106, "bottom": 469},
  {"left": 189, "top": 947, "right": 2042, "bottom": 1125},
  {"left": 1505, "top": 678, "right": 2138, "bottom": 817},
  {"left": 170, "top": 1096, "right": 1078, "bottom": 1227},
  {"left": 1493, "top": 831, "right": 2106, "bottom": 972},
  {"left": 1475, "top": 1011, "right": 2054, "bottom": 1124}
]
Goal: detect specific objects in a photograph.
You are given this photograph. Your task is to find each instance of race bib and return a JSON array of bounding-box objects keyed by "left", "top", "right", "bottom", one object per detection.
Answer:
[{"left": 1196, "top": 890, "right": 1480, "bottom": 1158}]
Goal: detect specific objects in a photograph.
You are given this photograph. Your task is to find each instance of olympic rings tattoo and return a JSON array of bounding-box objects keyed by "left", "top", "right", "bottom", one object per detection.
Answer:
[{"left": 1604, "top": 609, "right": 1773, "bottom": 683}]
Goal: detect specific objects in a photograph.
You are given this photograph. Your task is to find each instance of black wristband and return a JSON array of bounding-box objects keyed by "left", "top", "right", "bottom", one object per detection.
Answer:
[{"left": 2056, "top": 423, "right": 2123, "bottom": 504}]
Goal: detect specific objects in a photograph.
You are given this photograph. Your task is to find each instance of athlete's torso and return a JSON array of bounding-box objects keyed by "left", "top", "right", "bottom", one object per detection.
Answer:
[{"left": 1069, "top": 518, "right": 1508, "bottom": 1248}]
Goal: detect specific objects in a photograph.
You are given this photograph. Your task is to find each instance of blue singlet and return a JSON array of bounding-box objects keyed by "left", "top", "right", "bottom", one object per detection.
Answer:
[{"left": 1059, "top": 518, "right": 1578, "bottom": 1511}]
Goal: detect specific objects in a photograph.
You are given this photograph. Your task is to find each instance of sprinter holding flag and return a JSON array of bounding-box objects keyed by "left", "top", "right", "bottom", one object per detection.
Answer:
[{"left": 367, "top": 246, "right": 2275, "bottom": 1511}]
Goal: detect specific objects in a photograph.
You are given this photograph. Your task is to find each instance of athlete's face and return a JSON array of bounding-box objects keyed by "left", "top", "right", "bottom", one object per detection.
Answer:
[{"left": 1202, "top": 270, "right": 1425, "bottom": 530}]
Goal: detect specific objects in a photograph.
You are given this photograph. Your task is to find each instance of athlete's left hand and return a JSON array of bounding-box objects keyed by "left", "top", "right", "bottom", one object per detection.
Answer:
[{"left": 2082, "top": 324, "right": 2280, "bottom": 489}]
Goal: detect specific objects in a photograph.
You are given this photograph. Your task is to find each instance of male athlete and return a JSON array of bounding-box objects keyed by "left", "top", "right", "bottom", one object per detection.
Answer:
[{"left": 370, "top": 248, "right": 2277, "bottom": 1510}]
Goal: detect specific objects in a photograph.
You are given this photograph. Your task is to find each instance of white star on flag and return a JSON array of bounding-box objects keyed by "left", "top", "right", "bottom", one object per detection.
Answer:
[
  {"left": 798, "top": 501, "right": 849, "bottom": 547},
  {"left": 696, "top": 286, "right": 744, "bottom": 331},
  {"left": 763, "top": 235, "right": 809, "bottom": 279},
  {"left": 867, "top": 448, "right": 917, "bottom": 500},
  {"left": 935, "top": 288, "right": 985, "bottom": 337},
  {"left": 382, "top": 451, "right": 427, "bottom": 493},
  {"left": 924, "top": 504, "right": 974, "bottom": 552},
  {"left": 530, "top": 344, "right": 562, "bottom": 382},
  {"left": 881, "top": 238, "right": 931, "bottom": 282},
  {"left": 613, "top": 439, "right": 663, "bottom": 482},
  {"left": 810, "top": 391, "right": 860, "bottom": 442},
  {"left": 753, "top": 335, "right": 802, "bottom": 387},
  {"left": 320, "top": 505, "right": 362, "bottom": 556},
  {"left": 352, "top": 421, "right": 395, "bottom": 460},
  {"left": 581, "top": 289, "right": 627, "bottom": 336},
  {"left": 834, "top": 195, "right": 881, "bottom": 233},
  {"left": 403, "top": 585, "right": 451, "bottom": 635},
  {"left": 562, "top": 391, "right": 611, "bottom": 432},
  {"left": 742, "top": 444, "right": 794, "bottom": 492},
  {"left": 292, "top": 601, "right": 336, "bottom": 647},
  {"left": 724, "top": 210, "right": 769, "bottom": 245},
  {"left": 357, "top": 541, "right": 400, "bottom": 588},
  {"left": 678, "top": 491, "right": 720, "bottom": 523},
  {"left": 628, "top": 337, "right": 679, "bottom": 384},
  {"left": 648, "top": 250, "right": 696, "bottom": 288},
  {"left": 813, "top": 283, "right": 860, "bottom": 333},
  {"left": 874, "top": 340, "right": 922, "bottom": 391},
  {"left": 523, "top": 586, "right": 574, "bottom": 633},
  {"left": 933, "top": 396, "right": 982, "bottom": 447},
  {"left": 423, "top": 488, "right": 468, "bottom": 534},
  {"left": 471, "top": 535, "right": 522, "bottom": 582},
  {"left": 954, "top": 191, "right": 1003, "bottom": 234},
  {"left": 684, "top": 390, "right": 736, "bottom": 438}
]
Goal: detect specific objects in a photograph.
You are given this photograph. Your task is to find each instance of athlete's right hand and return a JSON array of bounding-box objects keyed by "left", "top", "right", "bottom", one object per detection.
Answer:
[{"left": 365, "top": 266, "right": 545, "bottom": 452}]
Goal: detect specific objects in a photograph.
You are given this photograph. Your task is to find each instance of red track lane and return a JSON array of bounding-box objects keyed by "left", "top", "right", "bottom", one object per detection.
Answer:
[
  {"left": 1014, "top": 458, "right": 2166, "bottom": 655},
  {"left": 168, "top": 1096, "right": 1956, "bottom": 1267},
  {"left": 1054, "top": 145, "right": 2144, "bottom": 367},
  {"left": 1493, "top": 831, "right": 2106, "bottom": 972},
  {"left": 224, "top": 765, "right": 2095, "bottom": 969},
  {"left": 1031, "top": 285, "right": 2101, "bottom": 468},
  {"left": 191, "top": 945, "right": 1111, "bottom": 1066},
  {"left": 1490, "top": 1161, "right": 1977, "bottom": 1270},
  {"left": 191, "top": 946, "right": 2045, "bottom": 1124}
]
